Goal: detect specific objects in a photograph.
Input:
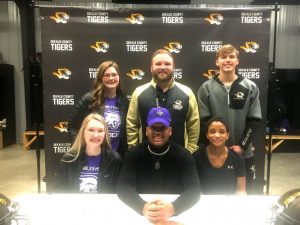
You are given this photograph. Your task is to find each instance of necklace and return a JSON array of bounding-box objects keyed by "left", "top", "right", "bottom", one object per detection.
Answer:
[{"left": 148, "top": 145, "right": 170, "bottom": 170}]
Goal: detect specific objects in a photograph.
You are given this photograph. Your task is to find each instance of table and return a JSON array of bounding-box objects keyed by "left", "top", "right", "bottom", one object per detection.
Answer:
[
  {"left": 14, "top": 194, "right": 278, "bottom": 225},
  {"left": 266, "top": 134, "right": 300, "bottom": 152},
  {"left": 23, "top": 130, "right": 45, "bottom": 150}
]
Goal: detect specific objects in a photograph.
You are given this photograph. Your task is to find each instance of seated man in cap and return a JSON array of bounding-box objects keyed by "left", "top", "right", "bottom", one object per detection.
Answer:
[{"left": 117, "top": 107, "right": 200, "bottom": 224}]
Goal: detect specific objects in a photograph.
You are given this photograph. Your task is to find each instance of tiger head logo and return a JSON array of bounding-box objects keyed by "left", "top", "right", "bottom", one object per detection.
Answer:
[
  {"left": 240, "top": 42, "right": 260, "bottom": 53},
  {"left": 234, "top": 92, "right": 245, "bottom": 100},
  {"left": 54, "top": 122, "right": 68, "bottom": 132},
  {"left": 106, "top": 114, "right": 121, "bottom": 130},
  {"left": 52, "top": 68, "right": 71, "bottom": 79},
  {"left": 164, "top": 42, "right": 182, "bottom": 53},
  {"left": 90, "top": 41, "right": 109, "bottom": 53},
  {"left": 126, "top": 13, "right": 145, "bottom": 25},
  {"left": 205, "top": 13, "right": 224, "bottom": 25},
  {"left": 50, "top": 12, "right": 70, "bottom": 24},
  {"left": 202, "top": 69, "right": 219, "bottom": 79},
  {"left": 126, "top": 69, "right": 145, "bottom": 80}
]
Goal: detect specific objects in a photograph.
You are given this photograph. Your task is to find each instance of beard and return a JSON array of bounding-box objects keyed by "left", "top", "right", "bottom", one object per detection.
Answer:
[{"left": 152, "top": 70, "right": 173, "bottom": 83}]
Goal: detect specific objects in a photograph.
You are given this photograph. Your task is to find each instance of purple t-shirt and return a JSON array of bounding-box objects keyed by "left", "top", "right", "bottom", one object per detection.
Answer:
[
  {"left": 79, "top": 154, "right": 101, "bottom": 193},
  {"left": 104, "top": 97, "right": 121, "bottom": 151}
]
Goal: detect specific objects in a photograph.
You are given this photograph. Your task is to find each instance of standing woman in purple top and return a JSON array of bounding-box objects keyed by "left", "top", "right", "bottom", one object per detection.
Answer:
[
  {"left": 68, "top": 61, "right": 128, "bottom": 157},
  {"left": 55, "top": 113, "right": 122, "bottom": 193}
]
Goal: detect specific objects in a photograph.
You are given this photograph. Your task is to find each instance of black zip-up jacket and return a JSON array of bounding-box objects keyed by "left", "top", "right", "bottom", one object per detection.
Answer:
[
  {"left": 197, "top": 75, "right": 262, "bottom": 158},
  {"left": 54, "top": 149, "right": 122, "bottom": 193},
  {"left": 68, "top": 92, "right": 129, "bottom": 156}
]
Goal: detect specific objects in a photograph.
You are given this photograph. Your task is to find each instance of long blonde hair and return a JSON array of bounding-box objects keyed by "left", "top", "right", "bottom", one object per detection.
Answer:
[{"left": 64, "top": 113, "right": 111, "bottom": 162}]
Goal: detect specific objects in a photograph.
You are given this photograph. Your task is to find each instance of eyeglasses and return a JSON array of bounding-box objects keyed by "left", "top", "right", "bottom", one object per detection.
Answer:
[{"left": 103, "top": 73, "right": 118, "bottom": 79}]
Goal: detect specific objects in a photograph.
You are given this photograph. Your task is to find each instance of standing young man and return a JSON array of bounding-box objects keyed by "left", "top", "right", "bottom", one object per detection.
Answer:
[
  {"left": 127, "top": 49, "right": 200, "bottom": 153},
  {"left": 197, "top": 44, "right": 262, "bottom": 192}
]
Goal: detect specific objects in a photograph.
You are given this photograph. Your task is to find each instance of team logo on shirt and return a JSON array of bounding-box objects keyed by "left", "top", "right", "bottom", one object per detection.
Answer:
[
  {"left": 52, "top": 68, "right": 72, "bottom": 79},
  {"left": 202, "top": 69, "right": 219, "bottom": 79},
  {"left": 240, "top": 42, "right": 259, "bottom": 53},
  {"left": 234, "top": 92, "right": 245, "bottom": 100},
  {"left": 54, "top": 122, "right": 68, "bottom": 132},
  {"left": 106, "top": 113, "right": 121, "bottom": 130},
  {"left": 79, "top": 177, "right": 97, "bottom": 193},
  {"left": 164, "top": 42, "right": 182, "bottom": 53},
  {"left": 126, "top": 13, "right": 145, "bottom": 24},
  {"left": 205, "top": 13, "right": 224, "bottom": 25},
  {"left": 227, "top": 165, "right": 234, "bottom": 170},
  {"left": 90, "top": 41, "right": 109, "bottom": 53},
  {"left": 173, "top": 100, "right": 183, "bottom": 110},
  {"left": 50, "top": 12, "right": 70, "bottom": 23},
  {"left": 126, "top": 69, "right": 145, "bottom": 80}
]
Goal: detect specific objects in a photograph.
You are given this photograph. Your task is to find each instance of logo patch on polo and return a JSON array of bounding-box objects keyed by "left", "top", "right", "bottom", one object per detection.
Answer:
[
  {"left": 234, "top": 92, "right": 245, "bottom": 100},
  {"left": 173, "top": 100, "right": 183, "bottom": 110}
]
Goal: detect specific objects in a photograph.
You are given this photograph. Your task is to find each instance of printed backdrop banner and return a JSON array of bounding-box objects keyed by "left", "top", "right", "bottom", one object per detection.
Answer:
[{"left": 40, "top": 5, "right": 271, "bottom": 193}]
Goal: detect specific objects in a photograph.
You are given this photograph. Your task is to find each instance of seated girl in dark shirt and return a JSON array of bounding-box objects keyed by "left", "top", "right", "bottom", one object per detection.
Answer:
[{"left": 193, "top": 117, "right": 246, "bottom": 195}]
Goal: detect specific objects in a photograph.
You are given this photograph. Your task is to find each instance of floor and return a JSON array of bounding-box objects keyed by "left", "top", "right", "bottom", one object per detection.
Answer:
[
  {"left": 0, "top": 144, "right": 46, "bottom": 198},
  {"left": 0, "top": 143, "right": 300, "bottom": 199}
]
